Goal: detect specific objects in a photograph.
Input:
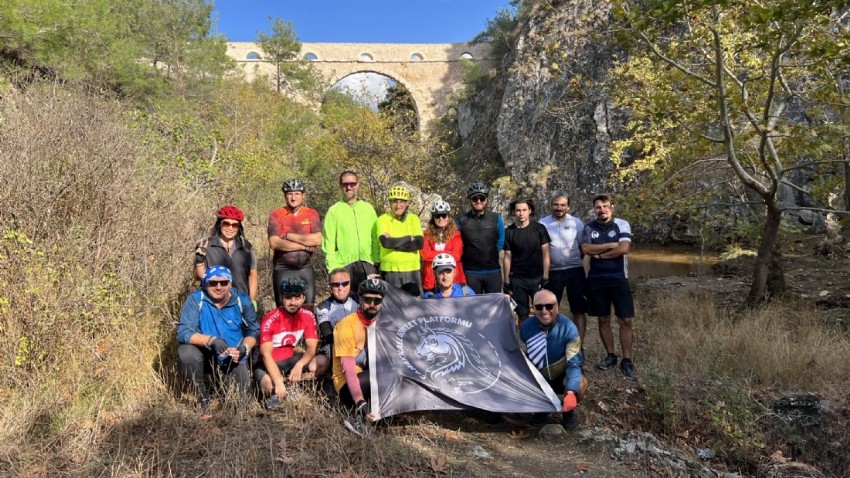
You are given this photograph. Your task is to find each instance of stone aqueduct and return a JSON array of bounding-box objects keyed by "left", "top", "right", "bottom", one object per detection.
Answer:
[{"left": 226, "top": 42, "right": 495, "bottom": 128}]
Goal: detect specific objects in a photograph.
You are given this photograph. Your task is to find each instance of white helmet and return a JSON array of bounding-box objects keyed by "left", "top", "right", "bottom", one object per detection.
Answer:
[
  {"left": 432, "top": 253, "right": 457, "bottom": 271},
  {"left": 430, "top": 200, "right": 451, "bottom": 215}
]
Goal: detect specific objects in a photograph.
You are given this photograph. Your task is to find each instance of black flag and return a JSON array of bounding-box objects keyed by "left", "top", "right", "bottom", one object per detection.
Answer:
[{"left": 368, "top": 287, "right": 559, "bottom": 418}]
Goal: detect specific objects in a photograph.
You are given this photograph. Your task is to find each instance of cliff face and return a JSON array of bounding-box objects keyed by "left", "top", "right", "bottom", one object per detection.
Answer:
[{"left": 459, "top": 0, "right": 624, "bottom": 221}]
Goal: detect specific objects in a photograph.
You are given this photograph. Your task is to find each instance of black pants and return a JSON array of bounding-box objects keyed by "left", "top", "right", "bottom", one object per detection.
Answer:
[
  {"left": 344, "top": 261, "right": 378, "bottom": 290},
  {"left": 465, "top": 270, "right": 502, "bottom": 294},
  {"left": 338, "top": 372, "right": 371, "bottom": 409},
  {"left": 177, "top": 344, "right": 250, "bottom": 402}
]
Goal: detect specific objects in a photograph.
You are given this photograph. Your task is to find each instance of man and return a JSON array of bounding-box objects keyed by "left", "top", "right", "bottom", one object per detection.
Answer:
[
  {"left": 457, "top": 181, "right": 505, "bottom": 294},
  {"left": 268, "top": 178, "right": 322, "bottom": 309},
  {"left": 255, "top": 276, "right": 329, "bottom": 408},
  {"left": 374, "top": 184, "right": 424, "bottom": 297},
  {"left": 423, "top": 253, "right": 475, "bottom": 298},
  {"left": 176, "top": 266, "right": 258, "bottom": 410},
  {"left": 333, "top": 278, "right": 387, "bottom": 433},
  {"left": 503, "top": 198, "right": 551, "bottom": 321},
  {"left": 315, "top": 268, "right": 360, "bottom": 355},
  {"left": 519, "top": 289, "right": 588, "bottom": 430},
  {"left": 540, "top": 192, "right": 588, "bottom": 344},
  {"left": 322, "top": 171, "right": 379, "bottom": 287},
  {"left": 580, "top": 194, "right": 637, "bottom": 380}
]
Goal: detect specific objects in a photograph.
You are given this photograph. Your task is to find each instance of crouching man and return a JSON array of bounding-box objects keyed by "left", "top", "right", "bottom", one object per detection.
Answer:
[
  {"left": 332, "top": 278, "right": 387, "bottom": 434},
  {"left": 176, "top": 266, "right": 258, "bottom": 410},
  {"left": 256, "top": 276, "right": 329, "bottom": 408},
  {"left": 519, "top": 289, "right": 588, "bottom": 430}
]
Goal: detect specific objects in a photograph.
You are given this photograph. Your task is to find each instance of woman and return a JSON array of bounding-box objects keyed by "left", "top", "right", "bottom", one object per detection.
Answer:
[
  {"left": 421, "top": 200, "right": 466, "bottom": 291},
  {"left": 193, "top": 205, "right": 258, "bottom": 301}
]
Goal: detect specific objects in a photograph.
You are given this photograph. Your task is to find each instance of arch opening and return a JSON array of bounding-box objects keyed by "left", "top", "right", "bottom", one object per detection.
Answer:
[
  {"left": 303, "top": 52, "right": 318, "bottom": 61},
  {"left": 326, "top": 71, "right": 419, "bottom": 132},
  {"left": 246, "top": 51, "right": 261, "bottom": 60}
]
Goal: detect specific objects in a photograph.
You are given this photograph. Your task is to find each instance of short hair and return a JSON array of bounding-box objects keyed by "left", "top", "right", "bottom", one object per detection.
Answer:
[
  {"left": 550, "top": 191, "right": 570, "bottom": 206},
  {"left": 509, "top": 198, "right": 535, "bottom": 216},
  {"left": 339, "top": 171, "right": 358, "bottom": 183},
  {"left": 329, "top": 268, "right": 350, "bottom": 278},
  {"left": 592, "top": 193, "right": 613, "bottom": 205}
]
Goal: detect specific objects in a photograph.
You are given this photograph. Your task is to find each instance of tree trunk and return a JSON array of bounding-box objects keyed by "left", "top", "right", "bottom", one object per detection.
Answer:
[{"left": 747, "top": 200, "right": 783, "bottom": 306}]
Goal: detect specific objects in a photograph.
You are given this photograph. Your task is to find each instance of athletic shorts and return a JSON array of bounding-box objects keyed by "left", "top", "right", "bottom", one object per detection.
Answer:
[
  {"left": 587, "top": 277, "right": 634, "bottom": 319},
  {"left": 548, "top": 267, "right": 588, "bottom": 314},
  {"left": 253, "top": 354, "right": 308, "bottom": 382}
]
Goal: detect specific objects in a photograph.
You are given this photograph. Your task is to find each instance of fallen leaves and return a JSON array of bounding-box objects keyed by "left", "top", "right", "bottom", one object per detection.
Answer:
[{"left": 428, "top": 455, "right": 449, "bottom": 474}]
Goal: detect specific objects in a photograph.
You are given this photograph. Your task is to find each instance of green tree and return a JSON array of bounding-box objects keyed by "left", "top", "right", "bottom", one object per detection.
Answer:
[
  {"left": 256, "top": 17, "right": 322, "bottom": 96},
  {"left": 608, "top": 0, "right": 850, "bottom": 305},
  {"left": 378, "top": 82, "right": 418, "bottom": 134}
]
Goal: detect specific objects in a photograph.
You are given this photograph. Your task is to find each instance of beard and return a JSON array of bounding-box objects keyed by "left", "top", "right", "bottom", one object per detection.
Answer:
[{"left": 362, "top": 307, "right": 380, "bottom": 319}]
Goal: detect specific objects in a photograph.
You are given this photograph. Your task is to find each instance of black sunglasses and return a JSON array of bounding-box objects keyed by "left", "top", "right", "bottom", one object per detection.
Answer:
[
  {"left": 433, "top": 214, "right": 448, "bottom": 220},
  {"left": 330, "top": 280, "right": 351, "bottom": 288},
  {"left": 470, "top": 196, "right": 487, "bottom": 203},
  {"left": 362, "top": 296, "right": 383, "bottom": 305},
  {"left": 207, "top": 280, "right": 231, "bottom": 287},
  {"left": 534, "top": 303, "right": 556, "bottom": 311}
]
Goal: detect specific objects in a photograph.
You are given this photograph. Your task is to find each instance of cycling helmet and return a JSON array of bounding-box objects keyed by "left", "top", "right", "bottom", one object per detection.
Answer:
[
  {"left": 467, "top": 181, "right": 489, "bottom": 199},
  {"left": 279, "top": 276, "right": 307, "bottom": 296},
  {"left": 217, "top": 205, "right": 244, "bottom": 222},
  {"left": 430, "top": 200, "right": 451, "bottom": 215},
  {"left": 387, "top": 185, "right": 410, "bottom": 201},
  {"left": 432, "top": 253, "right": 457, "bottom": 270},
  {"left": 359, "top": 278, "right": 388, "bottom": 297},
  {"left": 282, "top": 178, "right": 306, "bottom": 193}
]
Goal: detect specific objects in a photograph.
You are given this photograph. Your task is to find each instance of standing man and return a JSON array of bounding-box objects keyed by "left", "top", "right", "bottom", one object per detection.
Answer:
[
  {"left": 374, "top": 184, "right": 424, "bottom": 297},
  {"left": 580, "top": 194, "right": 637, "bottom": 380},
  {"left": 540, "top": 192, "right": 588, "bottom": 344},
  {"left": 255, "top": 276, "right": 329, "bottom": 408},
  {"left": 268, "top": 178, "right": 322, "bottom": 309},
  {"left": 322, "top": 171, "right": 379, "bottom": 287},
  {"left": 519, "top": 289, "right": 587, "bottom": 430},
  {"left": 456, "top": 181, "right": 505, "bottom": 294},
  {"left": 503, "top": 198, "right": 551, "bottom": 322},
  {"left": 176, "top": 266, "right": 258, "bottom": 410},
  {"left": 333, "top": 278, "right": 387, "bottom": 434}
]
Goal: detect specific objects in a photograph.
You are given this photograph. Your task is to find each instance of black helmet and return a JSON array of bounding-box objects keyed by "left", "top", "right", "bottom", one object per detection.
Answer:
[
  {"left": 467, "top": 181, "right": 489, "bottom": 199},
  {"left": 282, "top": 178, "right": 306, "bottom": 193},
  {"left": 279, "top": 276, "right": 307, "bottom": 295},
  {"left": 358, "top": 278, "right": 387, "bottom": 297}
]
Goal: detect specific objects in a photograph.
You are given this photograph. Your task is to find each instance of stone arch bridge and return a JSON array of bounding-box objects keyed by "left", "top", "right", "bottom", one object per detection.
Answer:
[{"left": 227, "top": 42, "right": 495, "bottom": 128}]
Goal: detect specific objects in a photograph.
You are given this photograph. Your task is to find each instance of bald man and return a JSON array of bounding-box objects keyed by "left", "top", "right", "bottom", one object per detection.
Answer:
[{"left": 519, "top": 289, "right": 587, "bottom": 430}]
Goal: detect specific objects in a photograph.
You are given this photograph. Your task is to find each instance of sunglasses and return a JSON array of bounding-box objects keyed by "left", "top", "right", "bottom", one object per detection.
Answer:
[
  {"left": 470, "top": 196, "right": 487, "bottom": 203},
  {"left": 341, "top": 182, "right": 358, "bottom": 188},
  {"left": 362, "top": 296, "right": 383, "bottom": 305},
  {"left": 207, "top": 280, "right": 231, "bottom": 287},
  {"left": 433, "top": 214, "right": 448, "bottom": 220},
  {"left": 221, "top": 221, "right": 240, "bottom": 228},
  {"left": 534, "top": 303, "right": 556, "bottom": 311},
  {"left": 330, "top": 280, "right": 351, "bottom": 288}
]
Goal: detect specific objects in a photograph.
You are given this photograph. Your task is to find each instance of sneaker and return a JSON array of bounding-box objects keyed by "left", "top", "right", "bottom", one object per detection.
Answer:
[
  {"left": 264, "top": 395, "right": 281, "bottom": 410},
  {"left": 596, "top": 353, "right": 618, "bottom": 370},
  {"left": 562, "top": 411, "right": 578, "bottom": 430},
  {"left": 343, "top": 416, "right": 369, "bottom": 436},
  {"left": 620, "top": 359, "right": 638, "bottom": 380}
]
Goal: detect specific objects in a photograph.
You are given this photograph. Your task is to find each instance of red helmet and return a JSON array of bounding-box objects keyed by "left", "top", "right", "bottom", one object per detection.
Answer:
[{"left": 217, "top": 205, "right": 244, "bottom": 222}]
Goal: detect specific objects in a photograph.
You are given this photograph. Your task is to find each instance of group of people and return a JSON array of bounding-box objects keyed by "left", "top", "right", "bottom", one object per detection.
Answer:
[{"left": 176, "top": 170, "right": 638, "bottom": 430}]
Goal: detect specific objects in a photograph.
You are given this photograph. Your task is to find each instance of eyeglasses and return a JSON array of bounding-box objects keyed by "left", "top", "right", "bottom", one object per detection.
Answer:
[
  {"left": 330, "top": 280, "right": 350, "bottom": 288},
  {"left": 534, "top": 303, "right": 556, "bottom": 311},
  {"left": 362, "top": 296, "right": 383, "bottom": 305},
  {"left": 207, "top": 280, "right": 231, "bottom": 287},
  {"left": 221, "top": 220, "right": 240, "bottom": 229},
  {"left": 341, "top": 182, "right": 358, "bottom": 188},
  {"left": 433, "top": 214, "right": 448, "bottom": 220},
  {"left": 470, "top": 196, "right": 487, "bottom": 203}
]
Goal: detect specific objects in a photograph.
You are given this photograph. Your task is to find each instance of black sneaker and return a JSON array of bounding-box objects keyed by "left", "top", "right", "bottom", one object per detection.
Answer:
[
  {"left": 264, "top": 395, "right": 281, "bottom": 410},
  {"left": 596, "top": 354, "right": 618, "bottom": 370},
  {"left": 562, "top": 411, "right": 578, "bottom": 430},
  {"left": 620, "top": 359, "right": 638, "bottom": 380},
  {"left": 343, "top": 416, "right": 370, "bottom": 436}
]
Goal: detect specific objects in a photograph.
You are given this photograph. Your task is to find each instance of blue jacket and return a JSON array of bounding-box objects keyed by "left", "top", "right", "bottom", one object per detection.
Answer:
[
  {"left": 176, "top": 289, "right": 259, "bottom": 348},
  {"left": 519, "top": 314, "right": 583, "bottom": 393},
  {"left": 423, "top": 284, "right": 476, "bottom": 298}
]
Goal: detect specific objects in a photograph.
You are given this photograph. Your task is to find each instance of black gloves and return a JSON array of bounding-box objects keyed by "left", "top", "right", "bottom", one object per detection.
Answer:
[
  {"left": 236, "top": 344, "right": 248, "bottom": 362},
  {"left": 503, "top": 283, "right": 512, "bottom": 294},
  {"left": 194, "top": 247, "right": 207, "bottom": 265},
  {"left": 209, "top": 338, "right": 229, "bottom": 355},
  {"left": 540, "top": 277, "right": 550, "bottom": 290},
  {"left": 354, "top": 399, "right": 369, "bottom": 417}
]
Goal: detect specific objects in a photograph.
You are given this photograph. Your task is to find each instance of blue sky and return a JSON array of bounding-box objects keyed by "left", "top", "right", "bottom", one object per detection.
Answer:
[{"left": 212, "top": 0, "right": 513, "bottom": 43}]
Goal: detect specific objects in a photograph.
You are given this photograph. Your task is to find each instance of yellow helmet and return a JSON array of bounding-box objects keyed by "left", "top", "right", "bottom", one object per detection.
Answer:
[{"left": 387, "top": 185, "right": 410, "bottom": 201}]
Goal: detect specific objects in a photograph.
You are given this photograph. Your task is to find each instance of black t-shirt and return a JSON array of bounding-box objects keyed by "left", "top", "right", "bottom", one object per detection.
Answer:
[{"left": 504, "top": 223, "right": 551, "bottom": 278}]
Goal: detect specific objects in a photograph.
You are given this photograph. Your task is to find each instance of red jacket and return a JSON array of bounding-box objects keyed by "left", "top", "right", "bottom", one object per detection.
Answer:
[{"left": 421, "top": 232, "right": 466, "bottom": 290}]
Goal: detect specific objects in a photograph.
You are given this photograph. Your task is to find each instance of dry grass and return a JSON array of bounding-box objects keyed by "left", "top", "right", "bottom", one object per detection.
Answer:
[{"left": 641, "top": 293, "right": 850, "bottom": 391}]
